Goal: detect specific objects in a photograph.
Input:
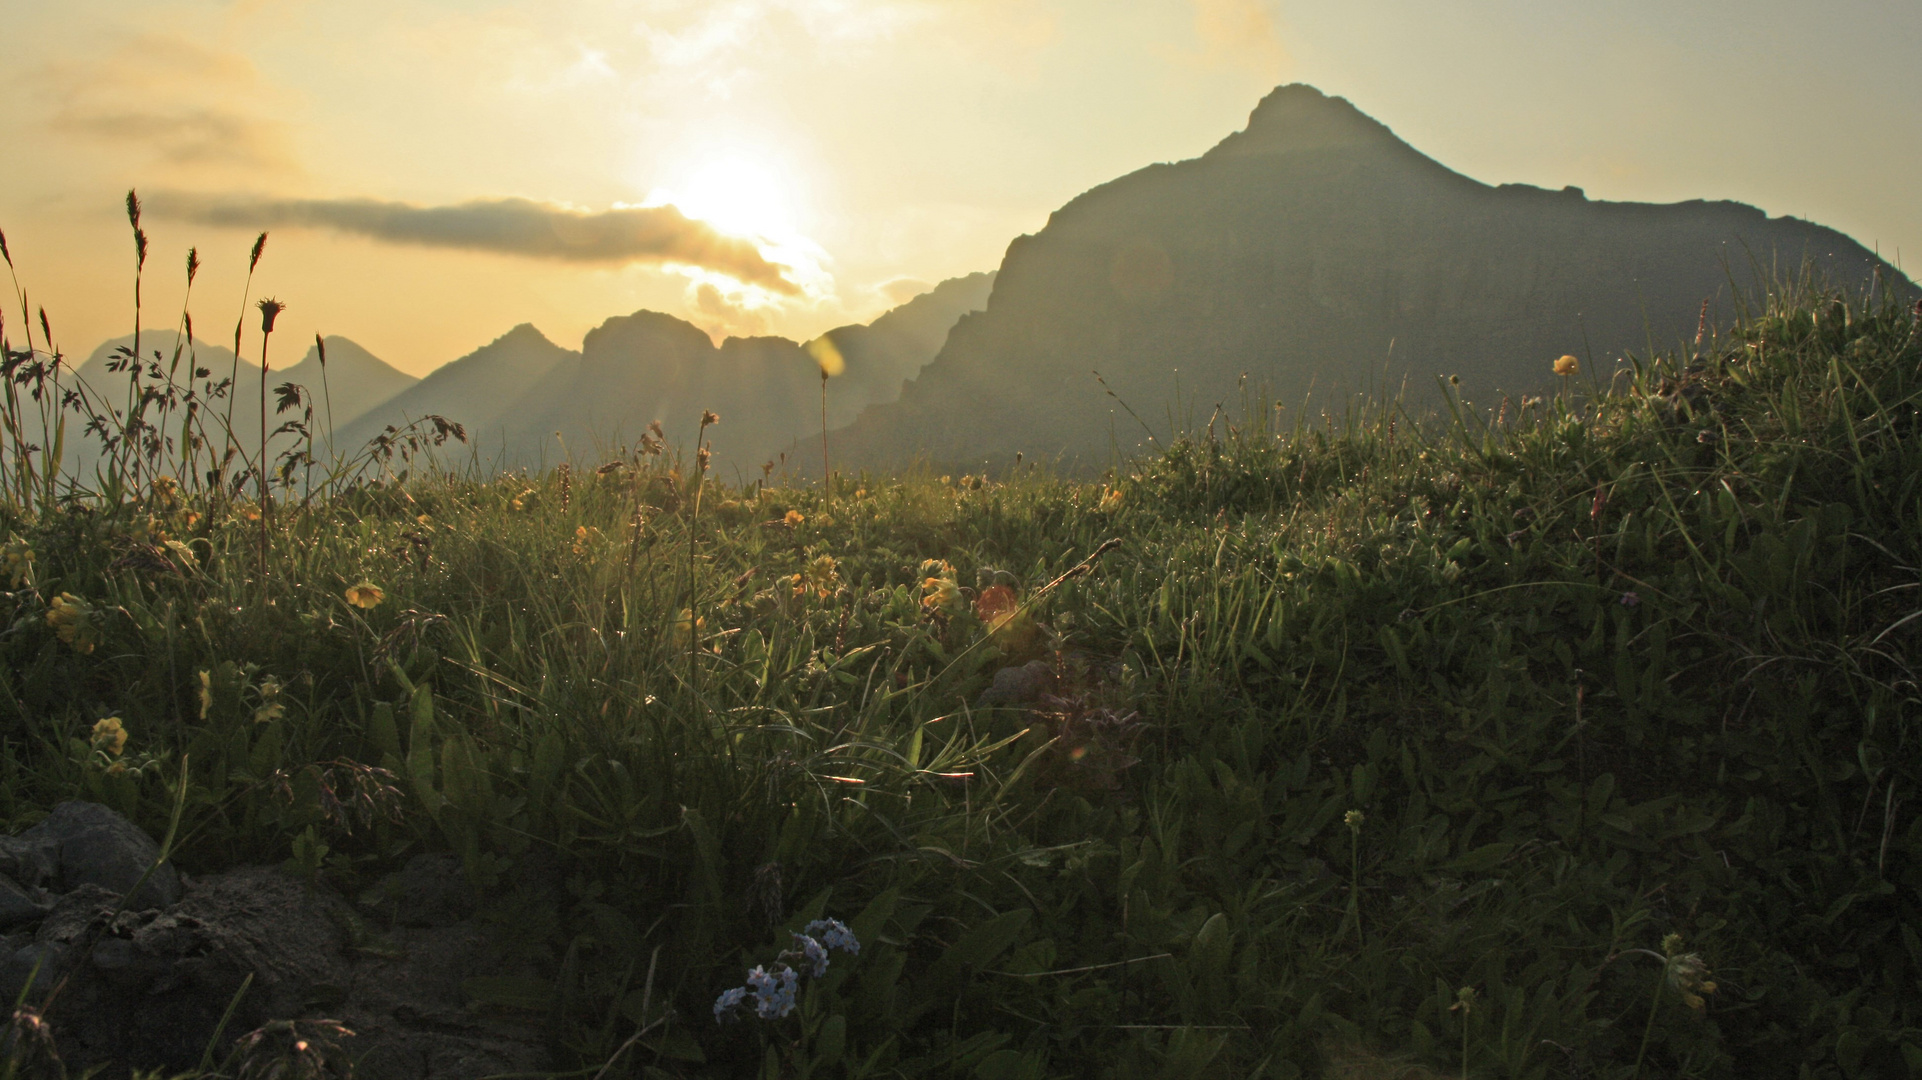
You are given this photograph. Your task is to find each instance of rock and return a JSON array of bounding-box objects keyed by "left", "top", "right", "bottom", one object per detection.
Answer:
[
  {"left": 975, "top": 660, "right": 1056, "bottom": 709},
  {"left": 0, "top": 801, "right": 182, "bottom": 911},
  {"left": 0, "top": 873, "right": 51, "bottom": 930},
  {"left": 360, "top": 853, "right": 479, "bottom": 928}
]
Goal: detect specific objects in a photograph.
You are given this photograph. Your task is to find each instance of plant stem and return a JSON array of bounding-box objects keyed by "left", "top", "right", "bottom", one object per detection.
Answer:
[{"left": 1632, "top": 970, "right": 1662, "bottom": 1078}]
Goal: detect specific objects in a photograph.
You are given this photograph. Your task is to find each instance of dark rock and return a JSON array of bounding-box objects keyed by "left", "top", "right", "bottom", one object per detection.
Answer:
[
  {"left": 0, "top": 873, "right": 51, "bottom": 930},
  {"left": 0, "top": 801, "right": 181, "bottom": 911},
  {"left": 360, "top": 853, "right": 480, "bottom": 928},
  {"left": 976, "top": 660, "right": 1056, "bottom": 708}
]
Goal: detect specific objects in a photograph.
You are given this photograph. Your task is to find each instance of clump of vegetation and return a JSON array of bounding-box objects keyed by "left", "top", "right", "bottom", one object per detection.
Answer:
[{"left": 1, "top": 202, "right": 1918, "bottom": 1078}]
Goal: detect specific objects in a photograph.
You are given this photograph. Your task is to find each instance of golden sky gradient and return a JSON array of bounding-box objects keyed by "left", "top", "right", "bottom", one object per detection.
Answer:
[{"left": 2, "top": 0, "right": 1917, "bottom": 376}]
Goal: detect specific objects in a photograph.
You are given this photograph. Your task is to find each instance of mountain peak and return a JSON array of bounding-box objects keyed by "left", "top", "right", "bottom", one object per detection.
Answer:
[{"left": 1204, "top": 83, "right": 1405, "bottom": 160}]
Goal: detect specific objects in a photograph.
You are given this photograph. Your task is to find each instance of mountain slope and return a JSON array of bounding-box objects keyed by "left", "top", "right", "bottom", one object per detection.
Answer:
[
  {"left": 333, "top": 323, "right": 578, "bottom": 465},
  {"left": 334, "top": 273, "right": 994, "bottom": 473},
  {"left": 277, "top": 336, "right": 419, "bottom": 437},
  {"left": 823, "top": 84, "right": 1916, "bottom": 472}
]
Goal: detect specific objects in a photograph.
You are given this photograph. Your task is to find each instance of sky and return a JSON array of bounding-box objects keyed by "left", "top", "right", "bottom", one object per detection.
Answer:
[{"left": 1, "top": 0, "right": 1917, "bottom": 377}]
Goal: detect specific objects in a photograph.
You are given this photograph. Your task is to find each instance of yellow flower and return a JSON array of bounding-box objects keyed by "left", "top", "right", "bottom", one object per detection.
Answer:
[
  {"left": 920, "top": 562, "right": 961, "bottom": 613},
  {"left": 3, "top": 535, "right": 34, "bottom": 589},
  {"left": 572, "top": 525, "right": 605, "bottom": 556},
  {"left": 1662, "top": 938, "right": 1718, "bottom": 1013},
  {"left": 784, "top": 509, "right": 805, "bottom": 527},
  {"left": 1097, "top": 487, "right": 1124, "bottom": 513},
  {"left": 198, "top": 670, "right": 213, "bottom": 719},
  {"left": 1344, "top": 809, "right": 1365, "bottom": 832},
  {"left": 344, "top": 583, "right": 385, "bottom": 609},
  {"left": 254, "top": 677, "right": 285, "bottom": 724},
  {"left": 802, "top": 554, "right": 841, "bottom": 598},
  {"left": 46, "top": 593, "right": 99, "bottom": 654},
  {"left": 669, "top": 608, "right": 705, "bottom": 650},
  {"left": 1553, "top": 354, "right": 1580, "bottom": 377},
  {"left": 91, "top": 717, "right": 128, "bottom": 756}
]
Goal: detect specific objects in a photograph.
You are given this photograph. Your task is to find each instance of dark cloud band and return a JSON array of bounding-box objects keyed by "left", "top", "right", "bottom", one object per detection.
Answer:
[{"left": 152, "top": 193, "right": 797, "bottom": 293}]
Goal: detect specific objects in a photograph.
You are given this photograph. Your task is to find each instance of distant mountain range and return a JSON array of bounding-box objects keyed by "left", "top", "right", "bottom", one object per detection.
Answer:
[
  {"left": 59, "top": 274, "right": 994, "bottom": 478},
  {"left": 821, "top": 84, "right": 1917, "bottom": 473},
  {"left": 63, "top": 330, "right": 418, "bottom": 473},
  {"left": 332, "top": 271, "right": 995, "bottom": 475}
]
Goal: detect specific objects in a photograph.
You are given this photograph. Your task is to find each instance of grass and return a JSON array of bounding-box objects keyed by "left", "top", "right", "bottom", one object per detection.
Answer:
[{"left": 1, "top": 210, "right": 1919, "bottom": 1078}]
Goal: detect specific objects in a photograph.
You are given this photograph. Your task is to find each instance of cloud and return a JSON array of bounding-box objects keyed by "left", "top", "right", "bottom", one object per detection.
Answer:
[
  {"left": 150, "top": 193, "right": 800, "bottom": 293},
  {"left": 1190, "top": 0, "right": 1289, "bottom": 79},
  {"left": 43, "top": 34, "right": 297, "bottom": 171}
]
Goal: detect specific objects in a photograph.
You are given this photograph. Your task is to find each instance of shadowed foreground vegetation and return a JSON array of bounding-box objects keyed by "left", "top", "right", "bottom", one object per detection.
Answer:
[{"left": 2, "top": 263, "right": 1919, "bottom": 1077}]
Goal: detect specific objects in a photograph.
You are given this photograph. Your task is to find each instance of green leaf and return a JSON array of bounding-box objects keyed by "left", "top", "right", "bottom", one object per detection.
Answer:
[{"left": 931, "top": 909, "right": 1031, "bottom": 981}]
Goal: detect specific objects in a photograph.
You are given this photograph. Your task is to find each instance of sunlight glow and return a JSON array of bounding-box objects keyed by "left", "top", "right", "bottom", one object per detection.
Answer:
[{"left": 653, "top": 153, "right": 799, "bottom": 242}]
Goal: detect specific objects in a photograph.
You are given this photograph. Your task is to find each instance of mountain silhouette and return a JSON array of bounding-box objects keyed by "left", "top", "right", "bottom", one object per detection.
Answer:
[
  {"left": 62, "top": 331, "right": 415, "bottom": 474},
  {"left": 332, "top": 323, "right": 578, "bottom": 467},
  {"left": 334, "top": 273, "right": 995, "bottom": 473},
  {"left": 820, "top": 84, "right": 1917, "bottom": 473}
]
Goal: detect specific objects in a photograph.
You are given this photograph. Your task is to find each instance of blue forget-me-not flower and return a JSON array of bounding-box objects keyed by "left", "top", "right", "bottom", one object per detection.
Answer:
[{"left": 713, "top": 920, "right": 862, "bottom": 1023}]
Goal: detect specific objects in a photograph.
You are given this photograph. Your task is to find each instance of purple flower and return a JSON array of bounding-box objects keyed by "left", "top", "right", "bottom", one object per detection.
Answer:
[{"left": 1620, "top": 591, "right": 1641, "bottom": 608}]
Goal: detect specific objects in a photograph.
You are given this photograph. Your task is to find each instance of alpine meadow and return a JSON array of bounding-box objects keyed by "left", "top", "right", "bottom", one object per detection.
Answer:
[{"left": 2, "top": 15, "right": 1921, "bottom": 1079}]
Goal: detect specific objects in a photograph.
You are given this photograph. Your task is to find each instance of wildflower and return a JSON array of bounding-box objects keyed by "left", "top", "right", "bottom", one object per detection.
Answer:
[
  {"left": 1661, "top": 935, "right": 1718, "bottom": 1012},
  {"left": 922, "top": 574, "right": 960, "bottom": 613},
  {"left": 670, "top": 608, "right": 705, "bottom": 650},
  {"left": 47, "top": 593, "right": 100, "bottom": 654},
  {"left": 1553, "top": 354, "right": 1580, "bottom": 377},
  {"left": 801, "top": 554, "right": 841, "bottom": 598},
  {"left": 257, "top": 298, "right": 286, "bottom": 333},
  {"left": 91, "top": 717, "right": 128, "bottom": 756},
  {"left": 1097, "top": 487, "right": 1124, "bottom": 513},
  {"left": 804, "top": 918, "right": 860, "bottom": 955},
  {"left": 1449, "top": 986, "right": 1477, "bottom": 1015},
  {"left": 3, "top": 535, "right": 34, "bottom": 588},
  {"left": 784, "top": 509, "right": 804, "bottom": 527},
  {"left": 344, "top": 583, "right": 385, "bottom": 609},
  {"left": 254, "top": 677, "right": 285, "bottom": 724},
  {"left": 793, "top": 933, "right": 830, "bottom": 978},
  {"left": 713, "top": 986, "right": 749, "bottom": 1022},
  {"left": 1344, "top": 809, "right": 1365, "bottom": 833},
  {"left": 745, "top": 965, "right": 798, "bottom": 1019},
  {"left": 1620, "top": 591, "right": 1641, "bottom": 608},
  {"left": 198, "top": 670, "right": 214, "bottom": 719},
  {"left": 701, "top": 410, "right": 721, "bottom": 428},
  {"left": 572, "top": 525, "right": 604, "bottom": 556}
]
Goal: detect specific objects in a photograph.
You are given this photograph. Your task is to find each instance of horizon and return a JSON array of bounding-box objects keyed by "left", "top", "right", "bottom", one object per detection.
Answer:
[{"left": 4, "top": 0, "right": 1919, "bottom": 378}]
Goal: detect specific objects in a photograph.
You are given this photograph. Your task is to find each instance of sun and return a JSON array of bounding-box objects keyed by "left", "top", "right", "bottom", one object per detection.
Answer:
[{"left": 654, "top": 153, "right": 799, "bottom": 241}]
